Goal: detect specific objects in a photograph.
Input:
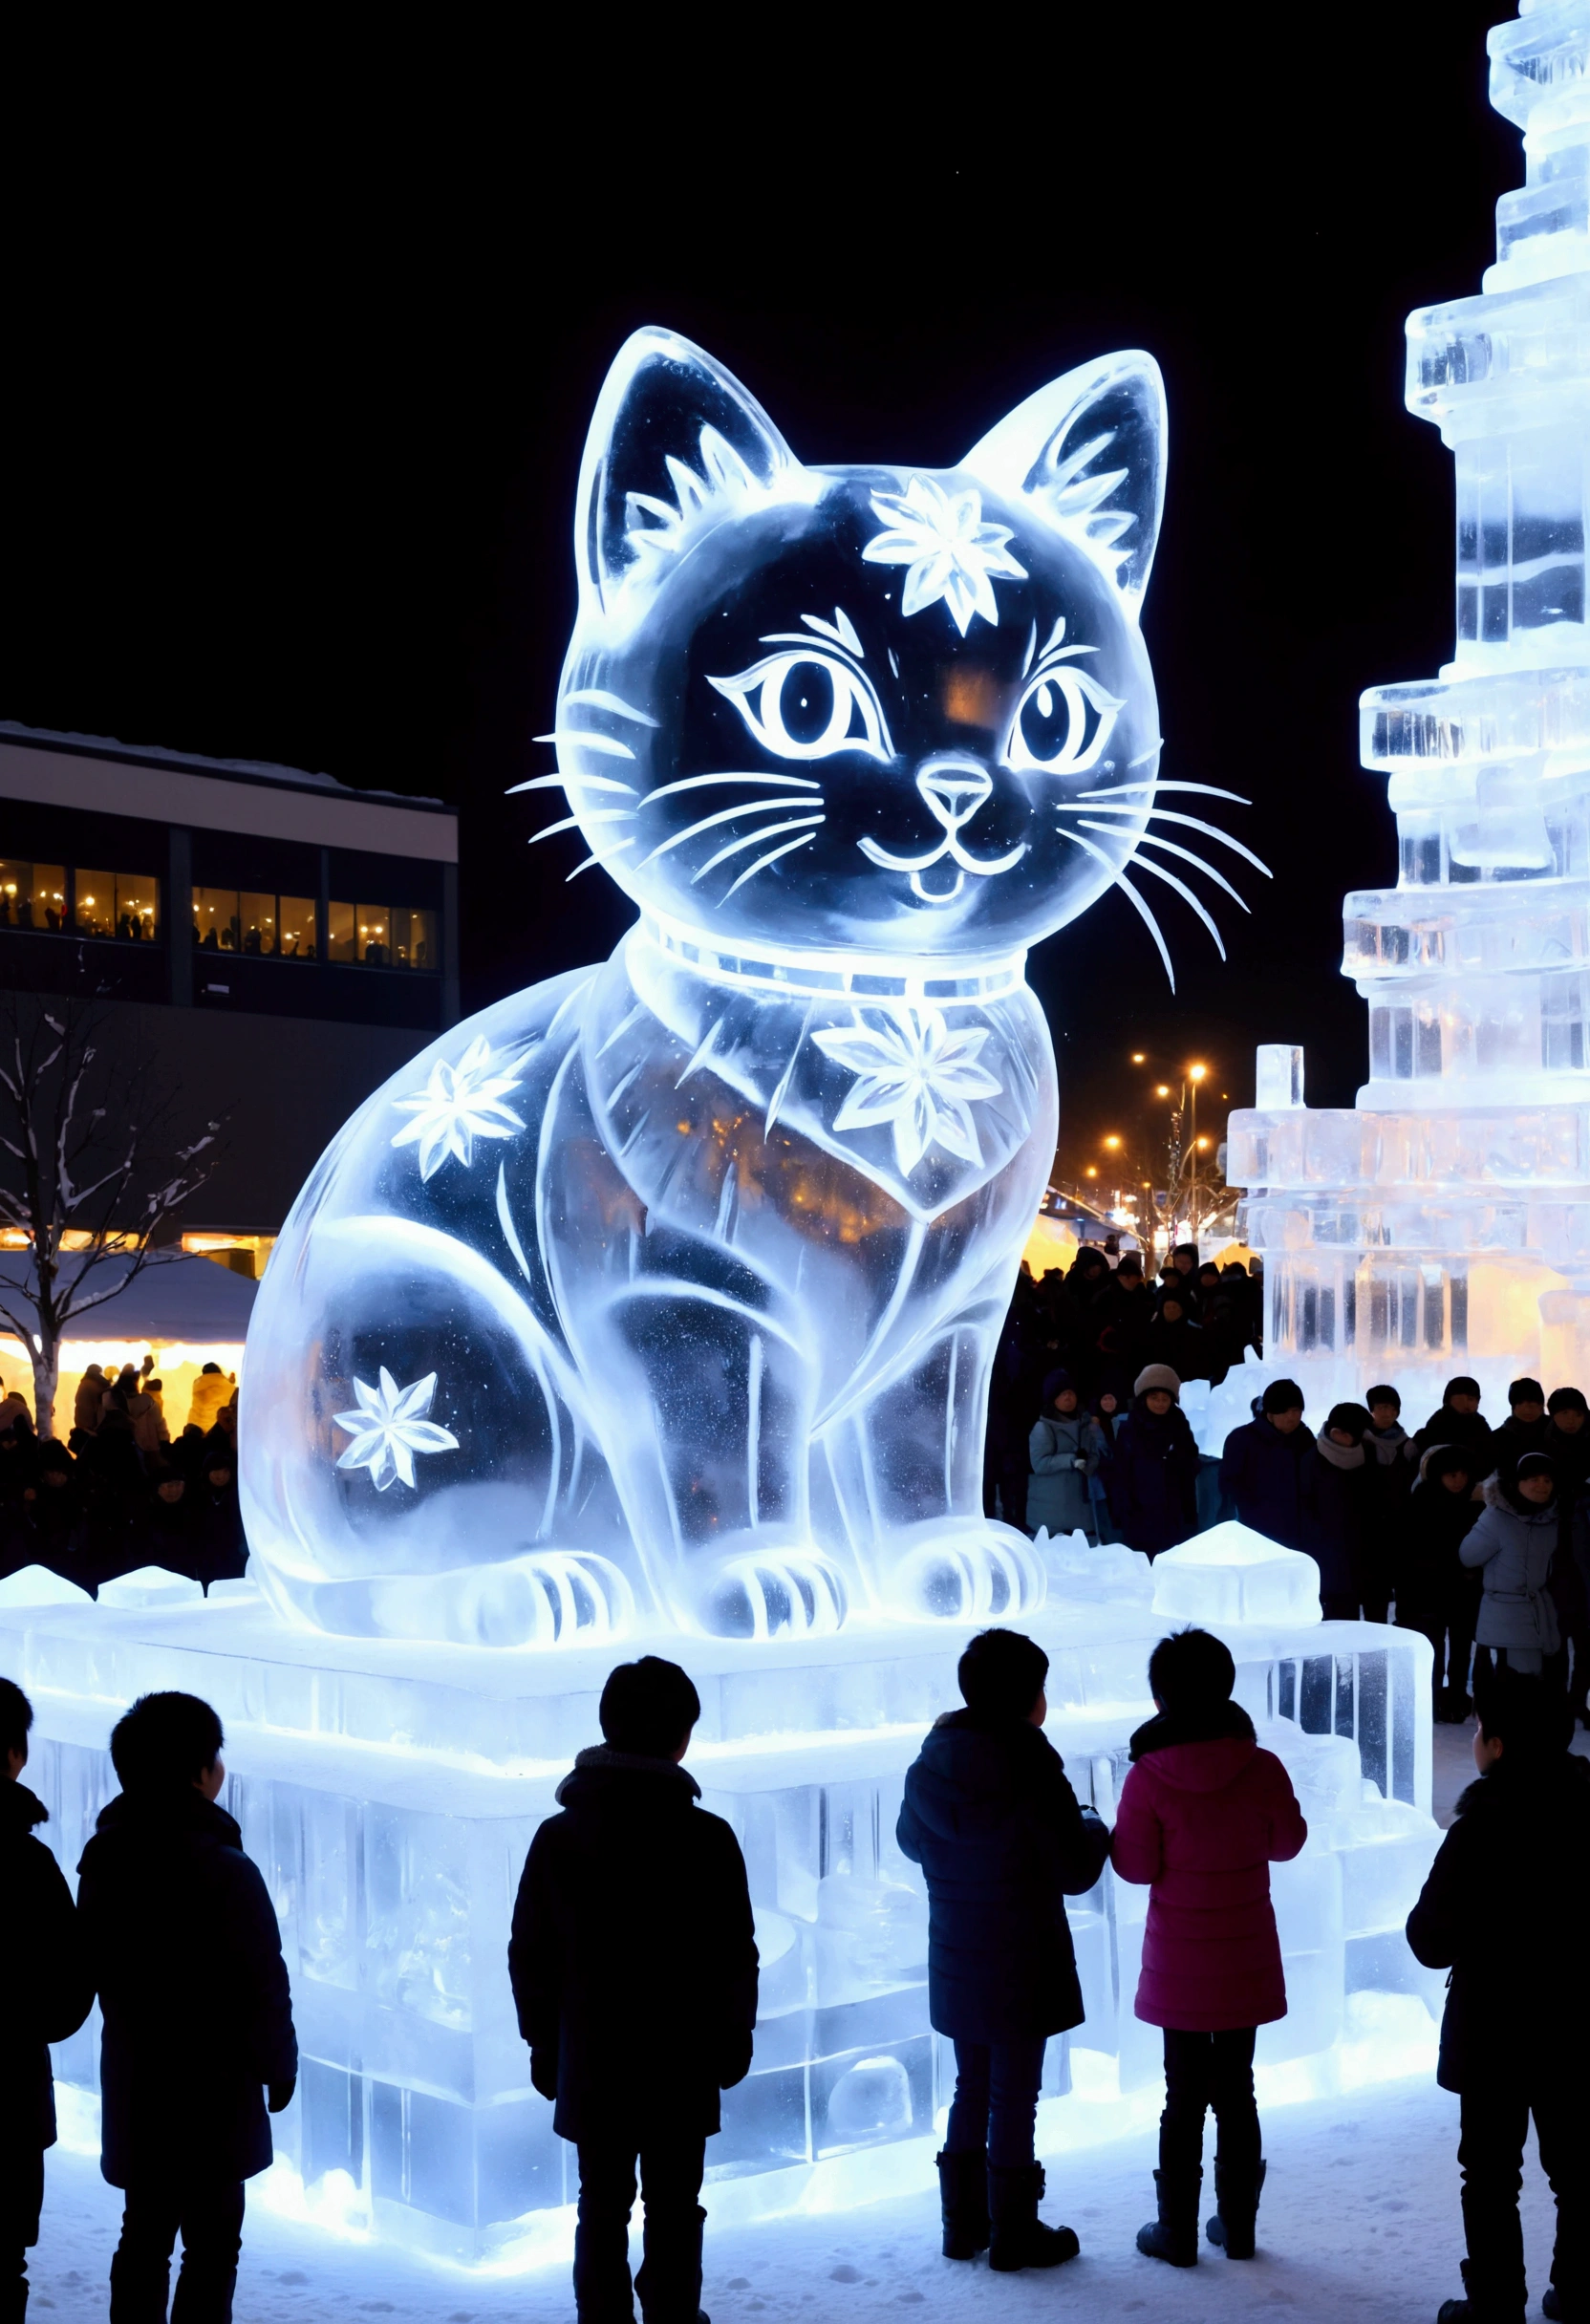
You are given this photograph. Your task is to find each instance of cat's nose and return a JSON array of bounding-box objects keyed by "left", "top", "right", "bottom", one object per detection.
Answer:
[{"left": 916, "top": 760, "right": 993, "bottom": 828}]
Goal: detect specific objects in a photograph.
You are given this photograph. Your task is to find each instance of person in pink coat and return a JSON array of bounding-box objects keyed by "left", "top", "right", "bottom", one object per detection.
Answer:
[{"left": 1111, "top": 1626, "right": 1307, "bottom": 2269}]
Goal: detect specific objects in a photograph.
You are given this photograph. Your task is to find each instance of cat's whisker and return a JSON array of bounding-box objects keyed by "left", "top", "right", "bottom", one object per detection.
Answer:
[
  {"left": 566, "top": 839, "right": 634, "bottom": 881},
  {"left": 1124, "top": 851, "right": 1226, "bottom": 959},
  {"left": 1061, "top": 802, "right": 1271, "bottom": 876},
  {"left": 528, "top": 808, "right": 635, "bottom": 846},
  {"left": 1060, "top": 828, "right": 1176, "bottom": 991},
  {"left": 507, "top": 772, "right": 636, "bottom": 796},
  {"left": 561, "top": 688, "right": 659, "bottom": 727},
  {"left": 1077, "top": 822, "right": 1251, "bottom": 911},
  {"left": 1075, "top": 778, "right": 1251, "bottom": 804},
  {"left": 721, "top": 831, "right": 817, "bottom": 900},
  {"left": 692, "top": 815, "right": 825, "bottom": 883},
  {"left": 645, "top": 771, "right": 823, "bottom": 806},
  {"left": 637, "top": 797, "right": 812, "bottom": 869},
  {"left": 532, "top": 730, "right": 636, "bottom": 761}
]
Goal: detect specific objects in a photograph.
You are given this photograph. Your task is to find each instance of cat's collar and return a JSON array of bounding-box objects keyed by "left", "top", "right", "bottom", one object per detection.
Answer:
[{"left": 636, "top": 911, "right": 1026, "bottom": 1004}]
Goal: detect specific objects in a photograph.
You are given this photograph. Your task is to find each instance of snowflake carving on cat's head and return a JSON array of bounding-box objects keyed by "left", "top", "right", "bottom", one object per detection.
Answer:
[{"left": 521, "top": 329, "right": 1253, "bottom": 977}]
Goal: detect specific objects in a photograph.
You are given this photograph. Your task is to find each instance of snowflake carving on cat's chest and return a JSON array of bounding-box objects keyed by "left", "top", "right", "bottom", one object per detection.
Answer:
[{"left": 813, "top": 1006, "right": 1001, "bottom": 1174}]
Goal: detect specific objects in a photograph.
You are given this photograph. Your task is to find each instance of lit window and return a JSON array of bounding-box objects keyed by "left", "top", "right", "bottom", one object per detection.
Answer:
[
  {"left": 0, "top": 862, "right": 67, "bottom": 934},
  {"left": 192, "top": 887, "right": 241, "bottom": 952},
  {"left": 76, "top": 872, "right": 160, "bottom": 941},
  {"left": 277, "top": 895, "right": 317, "bottom": 958},
  {"left": 329, "top": 900, "right": 436, "bottom": 969}
]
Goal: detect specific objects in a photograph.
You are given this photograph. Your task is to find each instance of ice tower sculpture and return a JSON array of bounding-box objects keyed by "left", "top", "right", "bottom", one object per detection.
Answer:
[
  {"left": 239, "top": 326, "right": 1192, "bottom": 1649},
  {"left": 1228, "top": 4, "right": 1590, "bottom": 1420}
]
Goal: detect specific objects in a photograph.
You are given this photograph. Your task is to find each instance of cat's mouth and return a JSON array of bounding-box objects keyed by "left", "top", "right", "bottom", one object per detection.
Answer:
[{"left": 857, "top": 760, "right": 1026, "bottom": 902}]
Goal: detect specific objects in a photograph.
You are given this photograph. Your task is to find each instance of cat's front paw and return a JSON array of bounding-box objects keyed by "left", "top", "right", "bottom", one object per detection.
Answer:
[
  {"left": 887, "top": 1520, "right": 1046, "bottom": 1623},
  {"left": 702, "top": 1547, "right": 849, "bottom": 1642}
]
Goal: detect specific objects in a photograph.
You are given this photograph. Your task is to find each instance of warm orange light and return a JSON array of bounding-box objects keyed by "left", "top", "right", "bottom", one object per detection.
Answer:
[
  {"left": 1196, "top": 1136, "right": 1211, "bottom": 1149},
  {"left": 1103, "top": 1135, "right": 1122, "bottom": 1151},
  {"left": 1130, "top": 1052, "right": 1146, "bottom": 1064},
  {"left": 1155, "top": 1084, "right": 1171, "bottom": 1098},
  {"left": 1084, "top": 1166, "right": 1098, "bottom": 1178},
  {"left": 1189, "top": 1063, "right": 1208, "bottom": 1083}
]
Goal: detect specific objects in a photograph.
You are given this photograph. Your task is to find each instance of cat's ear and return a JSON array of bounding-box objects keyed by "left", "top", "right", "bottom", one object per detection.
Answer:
[
  {"left": 962, "top": 353, "right": 1166, "bottom": 616},
  {"left": 574, "top": 328, "right": 803, "bottom": 622}
]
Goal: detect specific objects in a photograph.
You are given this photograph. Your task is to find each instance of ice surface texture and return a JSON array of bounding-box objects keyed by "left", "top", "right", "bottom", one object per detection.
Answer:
[
  {"left": 241, "top": 329, "right": 1174, "bottom": 1646},
  {"left": 1151, "top": 1520, "right": 1322, "bottom": 1629},
  {"left": 1226, "top": 7, "right": 1590, "bottom": 1418}
]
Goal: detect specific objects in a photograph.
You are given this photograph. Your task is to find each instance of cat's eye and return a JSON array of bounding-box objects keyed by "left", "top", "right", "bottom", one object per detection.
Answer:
[
  {"left": 708, "top": 652, "right": 893, "bottom": 764},
  {"left": 1005, "top": 664, "right": 1123, "bottom": 778}
]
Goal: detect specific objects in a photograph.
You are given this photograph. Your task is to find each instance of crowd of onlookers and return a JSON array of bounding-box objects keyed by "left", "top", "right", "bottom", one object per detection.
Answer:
[
  {"left": 0, "top": 1359, "right": 246, "bottom": 1597},
  {"left": 990, "top": 1240, "right": 1590, "bottom": 1722}
]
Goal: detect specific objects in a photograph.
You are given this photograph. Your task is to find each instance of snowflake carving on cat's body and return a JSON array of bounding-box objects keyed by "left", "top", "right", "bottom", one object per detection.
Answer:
[
  {"left": 390, "top": 1037, "right": 525, "bottom": 1180},
  {"left": 814, "top": 1007, "right": 1001, "bottom": 1174},
  {"left": 862, "top": 478, "right": 1026, "bottom": 635},
  {"left": 333, "top": 1368, "right": 459, "bottom": 1492}
]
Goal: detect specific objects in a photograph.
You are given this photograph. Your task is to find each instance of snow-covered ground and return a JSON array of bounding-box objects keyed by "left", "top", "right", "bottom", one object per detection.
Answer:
[{"left": 31, "top": 2074, "right": 1567, "bottom": 2323}]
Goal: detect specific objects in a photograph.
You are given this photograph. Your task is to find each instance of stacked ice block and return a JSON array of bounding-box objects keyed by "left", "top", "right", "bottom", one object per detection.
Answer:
[
  {"left": 0, "top": 1534, "right": 1440, "bottom": 2263},
  {"left": 1223, "top": 5, "right": 1590, "bottom": 1423}
]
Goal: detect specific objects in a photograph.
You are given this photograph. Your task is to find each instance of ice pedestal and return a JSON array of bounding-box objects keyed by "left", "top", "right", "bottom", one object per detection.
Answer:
[
  {"left": 3, "top": 1532, "right": 1440, "bottom": 2264},
  {"left": 1151, "top": 1521, "right": 1322, "bottom": 1628}
]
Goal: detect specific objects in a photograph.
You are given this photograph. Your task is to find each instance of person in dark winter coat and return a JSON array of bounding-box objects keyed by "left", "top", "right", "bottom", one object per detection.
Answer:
[
  {"left": 1397, "top": 1447, "right": 1484, "bottom": 1720},
  {"left": 1112, "top": 1628, "right": 1307, "bottom": 2270},
  {"left": 1107, "top": 1367, "right": 1201, "bottom": 1560},
  {"left": 1407, "top": 1674, "right": 1590, "bottom": 2321},
  {"left": 1217, "top": 1379, "right": 1318, "bottom": 1554},
  {"left": 508, "top": 1656, "right": 758, "bottom": 2324},
  {"left": 76, "top": 1691, "right": 296, "bottom": 2324},
  {"left": 1493, "top": 1378, "right": 1550, "bottom": 1466},
  {"left": 897, "top": 1627, "right": 1109, "bottom": 2273},
  {"left": 1312, "top": 1403, "right": 1373, "bottom": 1620},
  {"left": 1463, "top": 1454, "right": 1563, "bottom": 1682},
  {"left": 1144, "top": 1293, "right": 1209, "bottom": 1387},
  {"left": 1414, "top": 1376, "right": 1496, "bottom": 1481},
  {"left": 1360, "top": 1386, "right": 1414, "bottom": 1624},
  {"left": 0, "top": 1679, "right": 94, "bottom": 2324},
  {"left": 1027, "top": 1372, "right": 1105, "bottom": 1541}
]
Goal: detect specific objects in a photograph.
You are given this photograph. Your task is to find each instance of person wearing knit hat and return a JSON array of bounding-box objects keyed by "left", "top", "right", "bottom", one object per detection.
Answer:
[
  {"left": 1314, "top": 1404, "right": 1372, "bottom": 1622},
  {"left": 1028, "top": 1371, "right": 1106, "bottom": 1542},
  {"left": 1413, "top": 1377, "right": 1495, "bottom": 1481},
  {"left": 1462, "top": 1452, "right": 1563, "bottom": 1683},
  {"left": 1133, "top": 1365, "right": 1181, "bottom": 1402},
  {"left": 1107, "top": 1370, "right": 1199, "bottom": 1561},
  {"left": 1218, "top": 1381, "right": 1318, "bottom": 1556},
  {"left": 1495, "top": 1380, "right": 1550, "bottom": 1466}
]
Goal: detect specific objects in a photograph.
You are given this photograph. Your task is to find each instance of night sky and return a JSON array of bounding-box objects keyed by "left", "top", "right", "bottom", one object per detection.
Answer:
[{"left": 2, "top": 9, "right": 1516, "bottom": 1190}]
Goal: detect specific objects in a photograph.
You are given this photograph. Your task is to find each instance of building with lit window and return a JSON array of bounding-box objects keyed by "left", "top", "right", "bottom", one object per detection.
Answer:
[{"left": 0, "top": 721, "right": 459, "bottom": 1258}]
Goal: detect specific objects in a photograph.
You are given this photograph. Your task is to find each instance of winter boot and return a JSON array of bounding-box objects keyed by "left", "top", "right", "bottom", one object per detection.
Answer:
[
  {"left": 1207, "top": 2156, "right": 1266, "bottom": 2259},
  {"left": 935, "top": 2149, "right": 990, "bottom": 2261},
  {"left": 1136, "top": 2166, "right": 1202, "bottom": 2268},
  {"left": 1435, "top": 2256, "right": 1528, "bottom": 2321},
  {"left": 986, "top": 2163, "right": 1080, "bottom": 2272}
]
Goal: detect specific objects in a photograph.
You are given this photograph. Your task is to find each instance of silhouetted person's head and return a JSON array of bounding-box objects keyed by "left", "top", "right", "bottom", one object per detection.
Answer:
[
  {"left": 110, "top": 1691, "right": 225, "bottom": 1797},
  {"left": 1445, "top": 1374, "right": 1482, "bottom": 1416},
  {"left": 957, "top": 1628, "right": 1048, "bottom": 1724},
  {"left": 1, "top": 1676, "right": 32, "bottom": 1778},
  {"left": 1262, "top": 1380, "right": 1306, "bottom": 1433},
  {"left": 598, "top": 1656, "right": 700, "bottom": 1760},
  {"left": 1149, "top": 1626, "right": 1236, "bottom": 1716},
  {"left": 1550, "top": 1386, "right": 1589, "bottom": 1434},
  {"left": 1474, "top": 1669, "right": 1573, "bottom": 1775},
  {"left": 1366, "top": 1385, "right": 1401, "bottom": 1429}
]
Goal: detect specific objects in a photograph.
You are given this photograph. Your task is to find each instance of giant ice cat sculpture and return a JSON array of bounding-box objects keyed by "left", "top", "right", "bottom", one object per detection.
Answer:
[{"left": 242, "top": 328, "right": 1180, "bottom": 1646}]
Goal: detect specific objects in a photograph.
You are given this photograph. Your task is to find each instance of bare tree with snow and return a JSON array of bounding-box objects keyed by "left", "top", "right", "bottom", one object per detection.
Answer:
[{"left": 0, "top": 991, "right": 225, "bottom": 1435}]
